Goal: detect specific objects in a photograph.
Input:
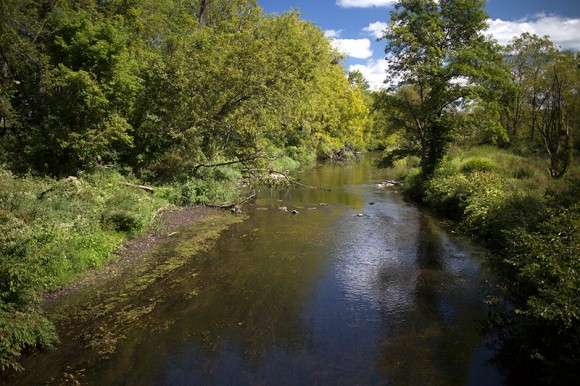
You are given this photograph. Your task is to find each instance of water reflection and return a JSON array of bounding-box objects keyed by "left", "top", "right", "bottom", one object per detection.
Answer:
[{"left": 8, "top": 155, "right": 503, "bottom": 385}]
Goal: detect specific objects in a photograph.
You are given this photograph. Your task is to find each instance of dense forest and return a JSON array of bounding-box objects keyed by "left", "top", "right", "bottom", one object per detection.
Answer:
[{"left": 0, "top": 0, "right": 578, "bottom": 383}]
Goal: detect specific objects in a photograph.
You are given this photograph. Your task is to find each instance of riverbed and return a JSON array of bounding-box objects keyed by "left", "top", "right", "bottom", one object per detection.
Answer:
[{"left": 8, "top": 155, "right": 503, "bottom": 385}]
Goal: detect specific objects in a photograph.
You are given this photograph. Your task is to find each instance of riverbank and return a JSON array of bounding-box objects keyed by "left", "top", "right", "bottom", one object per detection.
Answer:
[
  {"left": 4, "top": 205, "right": 246, "bottom": 384},
  {"left": 383, "top": 145, "right": 579, "bottom": 384},
  {"left": 41, "top": 206, "right": 238, "bottom": 304},
  {"left": 0, "top": 166, "right": 243, "bottom": 372}
]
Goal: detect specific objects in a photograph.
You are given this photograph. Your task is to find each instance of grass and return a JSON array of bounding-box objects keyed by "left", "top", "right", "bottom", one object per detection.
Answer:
[{"left": 0, "top": 166, "right": 243, "bottom": 372}]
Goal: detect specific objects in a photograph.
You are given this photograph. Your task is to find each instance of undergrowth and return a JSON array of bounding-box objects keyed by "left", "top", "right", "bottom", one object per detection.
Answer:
[
  {"left": 393, "top": 145, "right": 580, "bottom": 384},
  {"left": 0, "top": 166, "right": 242, "bottom": 372}
]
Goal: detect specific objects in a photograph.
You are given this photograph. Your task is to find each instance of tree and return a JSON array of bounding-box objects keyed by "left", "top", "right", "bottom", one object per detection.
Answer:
[
  {"left": 502, "top": 33, "right": 578, "bottom": 177},
  {"left": 538, "top": 52, "right": 576, "bottom": 178},
  {"left": 380, "top": 0, "right": 504, "bottom": 180},
  {"left": 503, "top": 33, "right": 558, "bottom": 146}
]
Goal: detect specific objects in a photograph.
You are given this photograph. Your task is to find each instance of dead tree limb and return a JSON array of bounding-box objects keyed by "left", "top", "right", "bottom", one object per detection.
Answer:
[
  {"left": 120, "top": 182, "right": 155, "bottom": 193},
  {"left": 207, "top": 192, "right": 257, "bottom": 210},
  {"left": 192, "top": 151, "right": 279, "bottom": 174},
  {"left": 244, "top": 169, "right": 330, "bottom": 191}
]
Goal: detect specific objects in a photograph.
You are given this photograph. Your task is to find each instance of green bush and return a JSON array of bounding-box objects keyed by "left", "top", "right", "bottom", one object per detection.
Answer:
[
  {"left": 424, "top": 173, "right": 476, "bottom": 219},
  {"left": 459, "top": 157, "right": 497, "bottom": 173},
  {"left": 101, "top": 191, "right": 151, "bottom": 235},
  {"left": 400, "top": 168, "right": 424, "bottom": 200},
  {"left": 0, "top": 168, "right": 178, "bottom": 370},
  {"left": 498, "top": 204, "right": 580, "bottom": 384},
  {"left": 0, "top": 306, "right": 58, "bottom": 372},
  {"left": 463, "top": 189, "right": 545, "bottom": 247}
]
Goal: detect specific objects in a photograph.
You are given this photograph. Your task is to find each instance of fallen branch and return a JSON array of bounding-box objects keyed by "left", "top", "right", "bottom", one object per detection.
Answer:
[
  {"left": 244, "top": 169, "right": 330, "bottom": 191},
  {"left": 120, "top": 182, "right": 155, "bottom": 193},
  {"left": 192, "top": 151, "right": 280, "bottom": 174},
  {"left": 207, "top": 192, "right": 257, "bottom": 210}
]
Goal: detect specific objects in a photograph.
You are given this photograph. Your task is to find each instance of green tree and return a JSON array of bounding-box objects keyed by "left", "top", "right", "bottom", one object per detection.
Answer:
[
  {"left": 503, "top": 33, "right": 558, "bottom": 146},
  {"left": 538, "top": 52, "right": 576, "bottom": 178},
  {"left": 380, "top": 0, "right": 503, "bottom": 180},
  {"left": 502, "top": 33, "right": 577, "bottom": 177}
]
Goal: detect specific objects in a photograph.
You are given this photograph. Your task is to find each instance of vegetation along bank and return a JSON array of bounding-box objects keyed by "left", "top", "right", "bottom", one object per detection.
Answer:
[{"left": 1, "top": 0, "right": 578, "bottom": 383}]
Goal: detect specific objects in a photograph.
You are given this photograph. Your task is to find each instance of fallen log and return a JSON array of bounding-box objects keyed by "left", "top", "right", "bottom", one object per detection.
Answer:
[{"left": 120, "top": 182, "right": 155, "bottom": 193}]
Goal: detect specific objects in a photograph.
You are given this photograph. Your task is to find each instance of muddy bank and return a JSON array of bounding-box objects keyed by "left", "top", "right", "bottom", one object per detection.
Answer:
[
  {"left": 10, "top": 206, "right": 246, "bottom": 383},
  {"left": 42, "top": 206, "right": 229, "bottom": 304}
]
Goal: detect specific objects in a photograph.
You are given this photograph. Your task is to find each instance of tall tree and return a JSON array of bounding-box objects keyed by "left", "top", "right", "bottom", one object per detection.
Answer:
[
  {"left": 380, "top": 0, "right": 504, "bottom": 180},
  {"left": 504, "top": 33, "right": 558, "bottom": 145}
]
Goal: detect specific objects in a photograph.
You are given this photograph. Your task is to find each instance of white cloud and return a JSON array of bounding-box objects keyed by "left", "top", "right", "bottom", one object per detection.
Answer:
[
  {"left": 330, "top": 38, "right": 373, "bottom": 59},
  {"left": 487, "top": 15, "right": 580, "bottom": 50},
  {"left": 363, "top": 21, "right": 389, "bottom": 39},
  {"left": 324, "top": 29, "right": 343, "bottom": 38},
  {"left": 348, "top": 59, "right": 390, "bottom": 90},
  {"left": 336, "top": 0, "right": 396, "bottom": 8}
]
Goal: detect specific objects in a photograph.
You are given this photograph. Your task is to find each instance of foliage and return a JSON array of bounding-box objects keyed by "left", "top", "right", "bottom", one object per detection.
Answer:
[
  {"left": 397, "top": 145, "right": 580, "bottom": 381},
  {"left": 497, "top": 203, "right": 580, "bottom": 384},
  {"left": 380, "top": 0, "right": 506, "bottom": 180},
  {"left": 499, "top": 33, "right": 579, "bottom": 177},
  {"left": 459, "top": 157, "right": 496, "bottom": 173},
  {"left": 0, "top": 167, "right": 175, "bottom": 370},
  {"left": 0, "top": 305, "right": 58, "bottom": 372}
]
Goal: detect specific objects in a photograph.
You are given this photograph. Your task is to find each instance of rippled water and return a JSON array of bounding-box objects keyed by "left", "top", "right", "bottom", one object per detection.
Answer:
[{"left": 9, "top": 155, "right": 503, "bottom": 385}]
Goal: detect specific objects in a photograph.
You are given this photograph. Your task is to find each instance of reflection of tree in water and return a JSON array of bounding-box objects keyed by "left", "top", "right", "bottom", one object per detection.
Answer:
[{"left": 376, "top": 215, "right": 485, "bottom": 386}]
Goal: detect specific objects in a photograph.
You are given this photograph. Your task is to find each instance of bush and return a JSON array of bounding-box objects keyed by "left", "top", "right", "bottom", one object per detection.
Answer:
[
  {"left": 424, "top": 173, "right": 476, "bottom": 219},
  {"left": 400, "top": 168, "right": 424, "bottom": 200},
  {"left": 459, "top": 157, "right": 496, "bottom": 173},
  {"left": 101, "top": 191, "right": 151, "bottom": 235},
  {"left": 0, "top": 306, "right": 58, "bottom": 372},
  {"left": 0, "top": 168, "right": 175, "bottom": 370},
  {"left": 497, "top": 204, "right": 580, "bottom": 384},
  {"left": 463, "top": 189, "right": 545, "bottom": 247}
]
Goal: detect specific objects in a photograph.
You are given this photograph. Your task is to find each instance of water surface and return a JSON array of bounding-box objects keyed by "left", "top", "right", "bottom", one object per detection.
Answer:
[{"left": 10, "top": 156, "right": 502, "bottom": 385}]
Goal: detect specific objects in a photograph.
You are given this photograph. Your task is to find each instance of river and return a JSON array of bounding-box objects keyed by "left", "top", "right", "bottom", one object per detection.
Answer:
[{"left": 8, "top": 155, "right": 504, "bottom": 385}]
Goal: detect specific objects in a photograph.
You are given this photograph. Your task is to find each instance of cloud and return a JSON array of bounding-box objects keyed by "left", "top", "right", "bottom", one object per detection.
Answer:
[
  {"left": 324, "top": 29, "right": 343, "bottom": 38},
  {"left": 336, "top": 0, "right": 396, "bottom": 8},
  {"left": 487, "top": 15, "right": 580, "bottom": 50},
  {"left": 330, "top": 38, "right": 373, "bottom": 59},
  {"left": 363, "top": 21, "right": 389, "bottom": 39},
  {"left": 348, "top": 59, "right": 390, "bottom": 90}
]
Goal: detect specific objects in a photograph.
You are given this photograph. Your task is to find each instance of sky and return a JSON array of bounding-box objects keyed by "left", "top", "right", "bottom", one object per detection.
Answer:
[{"left": 258, "top": 0, "right": 580, "bottom": 89}]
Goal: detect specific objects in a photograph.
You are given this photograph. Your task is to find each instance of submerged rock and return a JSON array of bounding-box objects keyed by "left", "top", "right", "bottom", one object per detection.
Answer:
[{"left": 376, "top": 180, "right": 402, "bottom": 188}]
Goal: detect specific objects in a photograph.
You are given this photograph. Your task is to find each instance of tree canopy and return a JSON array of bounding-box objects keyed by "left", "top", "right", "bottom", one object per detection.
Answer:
[
  {"left": 379, "top": 0, "right": 507, "bottom": 179},
  {"left": 0, "top": 0, "right": 371, "bottom": 179}
]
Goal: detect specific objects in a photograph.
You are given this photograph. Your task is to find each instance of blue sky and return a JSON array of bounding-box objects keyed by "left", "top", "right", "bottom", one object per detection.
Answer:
[{"left": 258, "top": 0, "right": 580, "bottom": 89}]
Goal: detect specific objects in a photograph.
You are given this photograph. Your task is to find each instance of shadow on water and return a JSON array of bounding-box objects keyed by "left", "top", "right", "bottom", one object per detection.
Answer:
[{"left": 7, "top": 155, "right": 504, "bottom": 385}]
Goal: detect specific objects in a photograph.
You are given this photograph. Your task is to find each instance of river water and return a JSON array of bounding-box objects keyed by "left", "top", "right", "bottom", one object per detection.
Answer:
[{"left": 9, "top": 155, "right": 504, "bottom": 385}]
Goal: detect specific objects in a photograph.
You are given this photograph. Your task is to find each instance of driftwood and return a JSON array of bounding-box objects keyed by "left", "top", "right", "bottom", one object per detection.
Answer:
[
  {"left": 245, "top": 169, "right": 330, "bottom": 191},
  {"left": 120, "top": 182, "right": 155, "bottom": 193},
  {"left": 207, "top": 192, "right": 257, "bottom": 210}
]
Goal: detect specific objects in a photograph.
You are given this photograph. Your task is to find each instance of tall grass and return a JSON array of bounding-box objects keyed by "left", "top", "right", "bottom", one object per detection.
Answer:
[{"left": 0, "top": 166, "right": 243, "bottom": 371}]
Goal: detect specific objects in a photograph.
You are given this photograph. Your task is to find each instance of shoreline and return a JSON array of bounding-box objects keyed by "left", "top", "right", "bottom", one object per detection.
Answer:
[{"left": 41, "top": 205, "right": 225, "bottom": 304}]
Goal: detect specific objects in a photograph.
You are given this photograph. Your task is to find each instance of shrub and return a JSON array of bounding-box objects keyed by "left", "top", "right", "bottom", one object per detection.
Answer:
[
  {"left": 0, "top": 306, "right": 58, "bottom": 372},
  {"left": 424, "top": 173, "right": 475, "bottom": 219},
  {"left": 400, "top": 168, "right": 424, "bottom": 200},
  {"left": 459, "top": 157, "right": 497, "bottom": 173},
  {"left": 498, "top": 204, "right": 580, "bottom": 384}
]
